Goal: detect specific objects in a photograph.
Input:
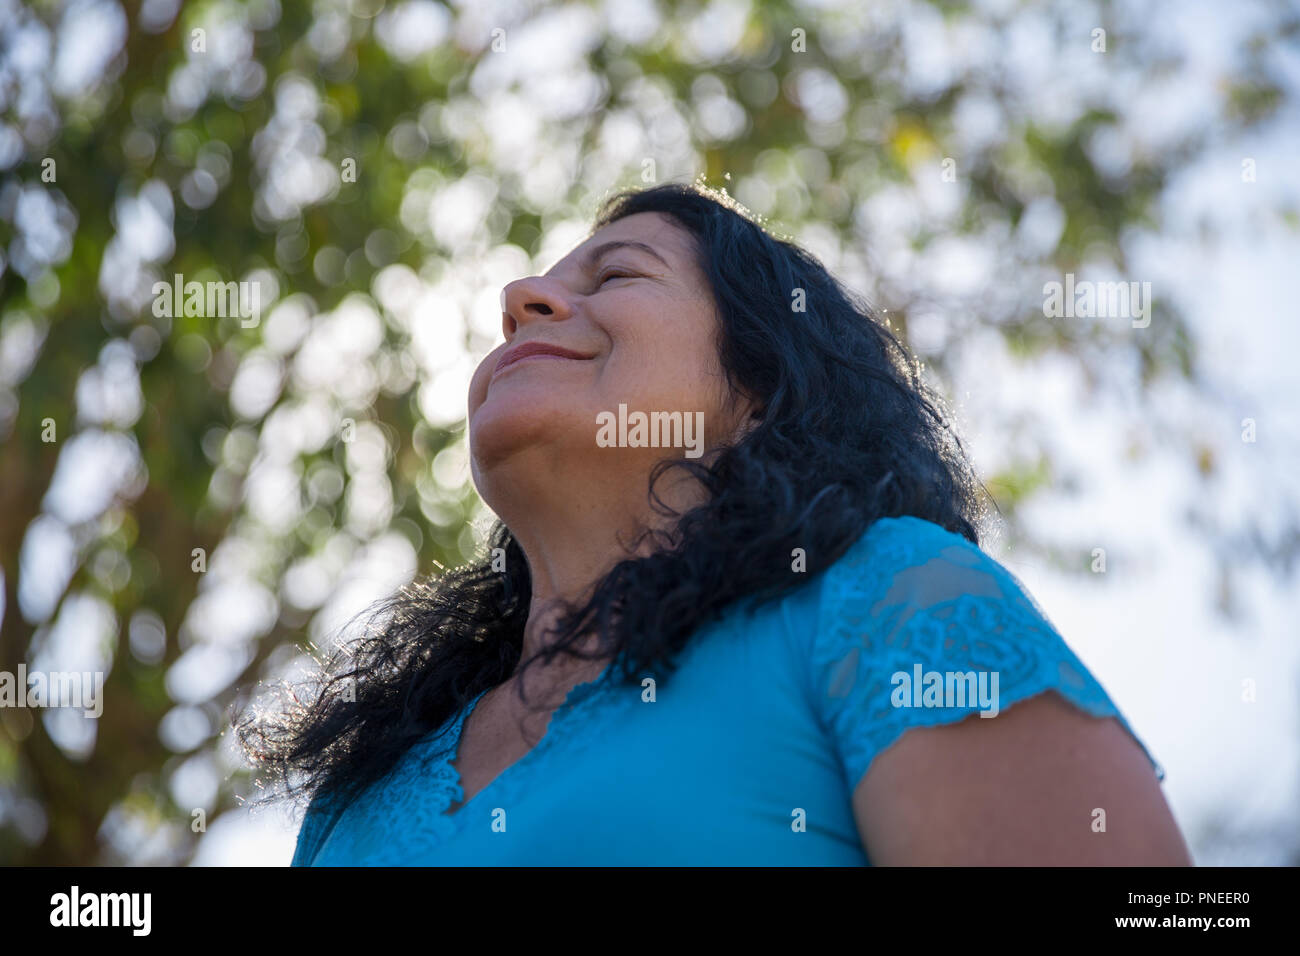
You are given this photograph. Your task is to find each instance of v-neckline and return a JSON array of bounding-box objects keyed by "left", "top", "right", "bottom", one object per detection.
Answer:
[{"left": 440, "top": 659, "right": 615, "bottom": 821}]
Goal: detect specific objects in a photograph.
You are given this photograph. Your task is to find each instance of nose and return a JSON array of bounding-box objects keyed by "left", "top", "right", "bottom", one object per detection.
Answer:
[{"left": 500, "top": 276, "right": 574, "bottom": 338}]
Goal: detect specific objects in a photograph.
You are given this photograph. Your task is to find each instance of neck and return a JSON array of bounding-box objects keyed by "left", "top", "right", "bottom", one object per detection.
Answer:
[
  {"left": 486, "top": 452, "right": 704, "bottom": 670},
  {"left": 512, "top": 489, "right": 648, "bottom": 668}
]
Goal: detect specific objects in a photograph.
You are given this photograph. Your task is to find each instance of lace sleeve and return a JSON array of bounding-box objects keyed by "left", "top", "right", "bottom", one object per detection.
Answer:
[{"left": 809, "top": 517, "right": 1166, "bottom": 793}]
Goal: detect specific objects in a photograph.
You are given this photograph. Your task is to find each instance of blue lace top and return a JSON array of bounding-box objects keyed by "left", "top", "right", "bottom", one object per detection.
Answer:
[{"left": 291, "top": 515, "right": 1164, "bottom": 865}]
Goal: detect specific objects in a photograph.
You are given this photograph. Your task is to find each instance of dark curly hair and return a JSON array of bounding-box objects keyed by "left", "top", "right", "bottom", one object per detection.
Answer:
[{"left": 237, "top": 181, "right": 987, "bottom": 812}]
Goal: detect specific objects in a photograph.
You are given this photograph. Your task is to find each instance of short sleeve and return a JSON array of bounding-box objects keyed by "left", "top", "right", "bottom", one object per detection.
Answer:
[{"left": 807, "top": 516, "right": 1165, "bottom": 792}]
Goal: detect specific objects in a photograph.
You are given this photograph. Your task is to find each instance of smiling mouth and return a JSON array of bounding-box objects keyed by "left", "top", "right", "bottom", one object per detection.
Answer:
[{"left": 493, "top": 342, "right": 593, "bottom": 377}]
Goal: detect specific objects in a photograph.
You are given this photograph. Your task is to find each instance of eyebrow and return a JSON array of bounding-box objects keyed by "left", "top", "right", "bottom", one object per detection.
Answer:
[{"left": 580, "top": 240, "right": 671, "bottom": 272}]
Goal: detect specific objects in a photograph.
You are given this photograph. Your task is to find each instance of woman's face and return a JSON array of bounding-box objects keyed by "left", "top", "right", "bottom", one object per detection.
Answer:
[{"left": 468, "top": 212, "right": 748, "bottom": 502}]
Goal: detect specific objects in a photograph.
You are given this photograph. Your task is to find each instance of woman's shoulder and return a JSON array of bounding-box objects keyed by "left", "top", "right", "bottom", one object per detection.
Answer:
[
  {"left": 830, "top": 513, "right": 1006, "bottom": 587},
  {"left": 789, "top": 513, "right": 1165, "bottom": 786},
  {"left": 818, "top": 514, "right": 1056, "bottom": 633},
  {"left": 806, "top": 512, "right": 1087, "bottom": 682}
]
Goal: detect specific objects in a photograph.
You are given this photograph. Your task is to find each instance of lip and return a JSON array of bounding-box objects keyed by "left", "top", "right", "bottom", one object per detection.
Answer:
[{"left": 493, "top": 341, "right": 594, "bottom": 377}]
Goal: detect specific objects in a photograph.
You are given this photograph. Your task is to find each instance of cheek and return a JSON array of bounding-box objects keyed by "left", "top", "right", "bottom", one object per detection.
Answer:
[{"left": 601, "top": 319, "right": 723, "bottom": 411}]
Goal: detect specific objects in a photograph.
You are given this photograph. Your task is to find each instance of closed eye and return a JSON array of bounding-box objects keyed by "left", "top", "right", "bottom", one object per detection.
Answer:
[{"left": 596, "top": 269, "right": 637, "bottom": 287}]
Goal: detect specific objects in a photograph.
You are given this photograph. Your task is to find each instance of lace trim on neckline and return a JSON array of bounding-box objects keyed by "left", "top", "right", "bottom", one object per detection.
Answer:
[{"left": 318, "top": 660, "right": 634, "bottom": 861}]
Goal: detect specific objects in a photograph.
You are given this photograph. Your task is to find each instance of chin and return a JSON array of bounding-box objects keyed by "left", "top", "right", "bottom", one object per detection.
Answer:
[{"left": 469, "top": 394, "right": 594, "bottom": 475}]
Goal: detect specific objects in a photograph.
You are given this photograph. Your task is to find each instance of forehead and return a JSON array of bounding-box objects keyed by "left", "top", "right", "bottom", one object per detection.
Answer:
[{"left": 544, "top": 211, "right": 696, "bottom": 276}]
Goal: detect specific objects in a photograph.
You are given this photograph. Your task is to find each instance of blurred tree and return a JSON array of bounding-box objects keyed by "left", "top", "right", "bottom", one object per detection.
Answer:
[{"left": 0, "top": 0, "right": 1295, "bottom": 864}]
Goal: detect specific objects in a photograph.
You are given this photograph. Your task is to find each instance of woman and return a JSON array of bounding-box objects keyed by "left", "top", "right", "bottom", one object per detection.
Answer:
[{"left": 242, "top": 182, "right": 1191, "bottom": 865}]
